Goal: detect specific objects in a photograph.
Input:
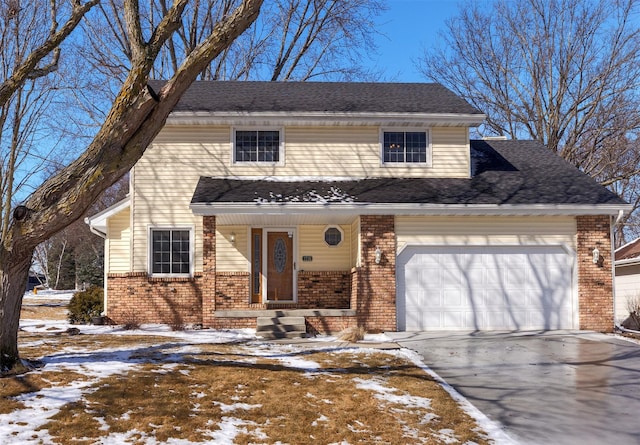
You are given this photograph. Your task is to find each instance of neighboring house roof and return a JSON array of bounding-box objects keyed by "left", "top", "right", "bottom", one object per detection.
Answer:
[
  {"left": 149, "top": 80, "right": 484, "bottom": 117},
  {"left": 190, "top": 139, "right": 628, "bottom": 216},
  {"left": 615, "top": 237, "right": 640, "bottom": 266}
]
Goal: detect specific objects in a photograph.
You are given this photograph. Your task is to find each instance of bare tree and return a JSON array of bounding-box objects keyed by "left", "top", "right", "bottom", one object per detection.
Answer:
[
  {"left": 80, "top": 0, "right": 383, "bottom": 83},
  {"left": 419, "top": 0, "right": 640, "bottom": 240},
  {"left": 0, "top": 0, "right": 264, "bottom": 374}
]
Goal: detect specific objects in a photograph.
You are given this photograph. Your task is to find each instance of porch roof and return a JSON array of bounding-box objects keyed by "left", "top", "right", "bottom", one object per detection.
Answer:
[{"left": 190, "top": 139, "right": 629, "bottom": 219}]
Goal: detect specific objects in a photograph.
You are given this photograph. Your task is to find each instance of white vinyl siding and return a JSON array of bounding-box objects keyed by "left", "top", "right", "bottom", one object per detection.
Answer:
[
  {"left": 285, "top": 126, "right": 468, "bottom": 178},
  {"left": 614, "top": 264, "right": 640, "bottom": 323},
  {"left": 131, "top": 125, "right": 471, "bottom": 271},
  {"left": 395, "top": 216, "right": 577, "bottom": 252},
  {"left": 131, "top": 126, "right": 230, "bottom": 272},
  {"left": 107, "top": 207, "right": 130, "bottom": 273},
  {"left": 298, "top": 225, "right": 351, "bottom": 271},
  {"left": 217, "top": 226, "right": 249, "bottom": 272}
]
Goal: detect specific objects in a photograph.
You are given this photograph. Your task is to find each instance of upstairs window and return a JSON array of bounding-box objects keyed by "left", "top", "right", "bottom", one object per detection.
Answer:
[
  {"left": 150, "top": 228, "right": 191, "bottom": 275},
  {"left": 234, "top": 129, "right": 282, "bottom": 163},
  {"left": 382, "top": 130, "right": 429, "bottom": 164}
]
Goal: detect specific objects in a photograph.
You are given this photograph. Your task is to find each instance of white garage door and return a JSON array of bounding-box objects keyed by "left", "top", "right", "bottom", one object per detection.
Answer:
[{"left": 397, "top": 246, "right": 574, "bottom": 331}]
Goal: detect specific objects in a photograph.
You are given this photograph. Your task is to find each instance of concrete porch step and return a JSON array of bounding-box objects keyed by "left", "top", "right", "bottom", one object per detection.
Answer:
[{"left": 256, "top": 316, "right": 307, "bottom": 340}]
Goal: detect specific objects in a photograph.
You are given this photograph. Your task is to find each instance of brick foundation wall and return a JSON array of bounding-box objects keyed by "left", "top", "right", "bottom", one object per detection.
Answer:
[
  {"left": 209, "top": 317, "right": 257, "bottom": 330},
  {"left": 106, "top": 272, "right": 203, "bottom": 325},
  {"left": 297, "top": 271, "right": 351, "bottom": 308},
  {"left": 352, "top": 215, "right": 397, "bottom": 332},
  {"left": 215, "top": 272, "right": 251, "bottom": 310},
  {"left": 577, "top": 215, "right": 614, "bottom": 332}
]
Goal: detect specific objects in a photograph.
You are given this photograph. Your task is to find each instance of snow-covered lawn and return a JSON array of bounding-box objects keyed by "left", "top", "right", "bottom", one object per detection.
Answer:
[{"left": 1, "top": 290, "right": 517, "bottom": 444}]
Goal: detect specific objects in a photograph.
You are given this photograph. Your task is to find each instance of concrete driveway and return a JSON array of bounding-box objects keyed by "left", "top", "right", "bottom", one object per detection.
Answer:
[{"left": 388, "top": 330, "right": 640, "bottom": 445}]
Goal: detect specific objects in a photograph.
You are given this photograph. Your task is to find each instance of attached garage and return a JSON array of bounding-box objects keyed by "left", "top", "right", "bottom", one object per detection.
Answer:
[{"left": 397, "top": 245, "right": 575, "bottom": 331}]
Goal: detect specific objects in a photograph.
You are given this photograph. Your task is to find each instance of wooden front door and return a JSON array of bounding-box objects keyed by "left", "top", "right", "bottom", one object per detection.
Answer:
[{"left": 266, "top": 231, "right": 293, "bottom": 301}]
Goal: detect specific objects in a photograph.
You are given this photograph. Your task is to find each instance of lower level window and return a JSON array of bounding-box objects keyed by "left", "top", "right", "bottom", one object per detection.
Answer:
[{"left": 151, "top": 229, "right": 191, "bottom": 274}]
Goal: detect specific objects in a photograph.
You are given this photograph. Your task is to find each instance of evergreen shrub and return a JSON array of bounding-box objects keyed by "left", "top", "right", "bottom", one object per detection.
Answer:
[{"left": 68, "top": 286, "right": 104, "bottom": 324}]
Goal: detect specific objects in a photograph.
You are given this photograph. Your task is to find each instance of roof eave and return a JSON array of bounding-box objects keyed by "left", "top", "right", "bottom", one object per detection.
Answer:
[
  {"left": 166, "top": 111, "right": 486, "bottom": 127},
  {"left": 84, "top": 197, "right": 131, "bottom": 235},
  {"left": 190, "top": 202, "right": 631, "bottom": 217}
]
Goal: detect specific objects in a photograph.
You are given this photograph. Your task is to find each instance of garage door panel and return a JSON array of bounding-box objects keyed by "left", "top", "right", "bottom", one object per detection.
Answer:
[
  {"left": 421, "top": 311, "right": 442, "bottom": 329},
  {"left": 397, "top": 246, "right": 574, "bottom": 331},
  {"left": 485, "top": 311, "right": 507, "bottom": 329},
  {"left": 443, "top": 289, "right": 464, "bottom": 306},
  {"left": 485, "top": 291, "right": 506, "bottom": 307},
  {"left": 443, "top": 311, "right": 465, "bottom": 328},
  {"left": 505, "top": 267, "right": 526, "bottom": 288}
]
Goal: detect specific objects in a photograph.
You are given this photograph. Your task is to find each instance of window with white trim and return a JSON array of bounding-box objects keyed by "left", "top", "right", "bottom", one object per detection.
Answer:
[
  {"left": 150, "top": 229, "right": 191, "bottom": 275},
  {"left": 324, "top": 226, "right": 343, "bottom": 247},
  {"left": 234, "top": 129, "right": 282, "bottom": 163},
  {"left": 382, "top": 130, "right": 429, "bottom": 164}
]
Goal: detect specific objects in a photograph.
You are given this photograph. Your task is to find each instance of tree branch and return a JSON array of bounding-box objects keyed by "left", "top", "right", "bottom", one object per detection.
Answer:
[
  {"left": 0, "top": 0, "right": 99, "bottom": 107},
  {"left": 17, "top": 0, "right": 264, "bottom": 253}
]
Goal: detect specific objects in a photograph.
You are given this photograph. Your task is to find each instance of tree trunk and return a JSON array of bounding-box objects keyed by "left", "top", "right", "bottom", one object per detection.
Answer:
[
  {"left": 0, "top": 0, "right": 265, "bottom": 375},
  {"left": 0, "top": 247, "right": 33, "bottom": 373}
]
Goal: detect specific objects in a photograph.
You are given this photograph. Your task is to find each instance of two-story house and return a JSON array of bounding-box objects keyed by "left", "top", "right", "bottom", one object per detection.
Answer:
[{"left": 86, "top": 81, "right": 629, "bottom": 335}]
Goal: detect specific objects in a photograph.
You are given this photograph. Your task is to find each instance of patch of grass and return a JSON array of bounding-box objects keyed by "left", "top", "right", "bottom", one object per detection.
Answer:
[
  {"left": 14, "top": 297, "right": 490, "bottom": 444},
  {"left": 20, "top": 302, "right": 68, "bottom": 320},
  {"left": 0, "top": 369, "right": 89, "bottom": 415},
  {"left": 37, "top": 344, "right": 489, "bottom": 445}
]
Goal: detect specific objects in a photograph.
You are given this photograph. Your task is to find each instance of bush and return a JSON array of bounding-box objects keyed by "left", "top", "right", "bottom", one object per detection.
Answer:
[
  {"left": 337, "top": 325, "right": 366, "bottom": 342},
  {"left": 68, "top": 286, "right": 104, "bottom": 324}
]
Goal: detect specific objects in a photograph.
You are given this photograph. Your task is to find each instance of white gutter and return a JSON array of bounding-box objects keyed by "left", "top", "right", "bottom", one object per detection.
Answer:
[
  {"left": 191, "top": 202, "right": 631, "bottom": 217},
  {"left": 614, "top": 257, "right": 640, "bottom": 267},
  {"left": 613, "top": 212, "right": 640, "bottom": 268},
  {"left": 87, "top": 223, "right": 107, "bottom": 239}
]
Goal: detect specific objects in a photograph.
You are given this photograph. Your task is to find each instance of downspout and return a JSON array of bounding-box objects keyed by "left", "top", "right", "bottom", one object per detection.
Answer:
[{"left": 611, "top": 210, "right": 625, "bottom": 330}]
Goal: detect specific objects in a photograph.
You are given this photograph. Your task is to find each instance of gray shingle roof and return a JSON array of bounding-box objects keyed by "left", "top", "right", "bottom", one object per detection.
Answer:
[
  {"left": 149, "top": 80, "right": 483, "bottom": 115},
  {"left": 191, "top": 139, "right": 626, "bottom": 207}
]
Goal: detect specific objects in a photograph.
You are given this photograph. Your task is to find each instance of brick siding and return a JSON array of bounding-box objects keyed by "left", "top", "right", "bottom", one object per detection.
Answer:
[
  {"left": 215, "top": 272, "right": 251, "bottom": 310},
  {"left": 577, "top": 215, "right": 614, "bottom": 332},
  {"left": 201, "top": 215, "right": 216, "bottom": 326},
  {"left": 106, "top": 272, "right": 203, "bottom": 325},
  {"left": 209, "top": 317, "right": 256, "bottom": 330},
  {"left": 351, "top": 215, "right": 396, "bottom": 332},
  {"left": 297, "top": 271, "right": 350, "bottom": 308}
]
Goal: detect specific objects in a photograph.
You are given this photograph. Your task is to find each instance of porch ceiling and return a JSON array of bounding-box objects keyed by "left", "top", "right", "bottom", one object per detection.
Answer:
[{"left": 216, "top": 213, "right": 358, "bottom": 225}]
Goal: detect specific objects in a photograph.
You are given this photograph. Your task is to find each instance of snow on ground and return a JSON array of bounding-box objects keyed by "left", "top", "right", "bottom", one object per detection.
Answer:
[
  {"left": 7, "top": 291, "right": 519, "bottom": 445},
  {"left": 23, "top": 289, "right": 75, "bottom": 301}
]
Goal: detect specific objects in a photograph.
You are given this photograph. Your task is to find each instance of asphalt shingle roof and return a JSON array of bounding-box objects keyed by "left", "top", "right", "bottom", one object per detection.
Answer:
[
  {"left": 149, "top": 80, "right": 483, "bottom": 115},
  {"left": 191, "top": 139, "right": 625, "bottom": 207}
]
